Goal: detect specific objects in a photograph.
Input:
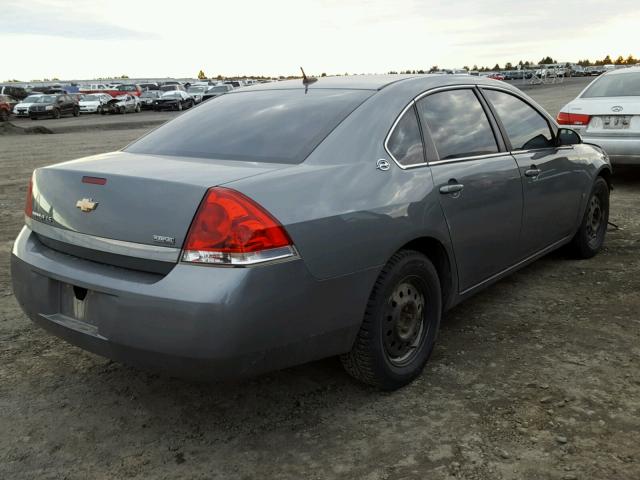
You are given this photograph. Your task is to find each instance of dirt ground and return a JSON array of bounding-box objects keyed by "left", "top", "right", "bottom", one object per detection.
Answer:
[{"left": 1, "top": 79, "right": 639, "bottom": 480}]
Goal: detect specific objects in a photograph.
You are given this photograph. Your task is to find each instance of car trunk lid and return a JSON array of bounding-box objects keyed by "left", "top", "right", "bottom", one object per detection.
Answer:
[{"left": 30, "top": 151, "right": 289, "bottom": 271}]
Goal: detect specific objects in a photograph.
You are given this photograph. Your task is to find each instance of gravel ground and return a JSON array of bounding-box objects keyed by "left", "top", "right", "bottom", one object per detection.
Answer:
[{"left": 1, "top": 78, "right": 639, "bottom": 480}]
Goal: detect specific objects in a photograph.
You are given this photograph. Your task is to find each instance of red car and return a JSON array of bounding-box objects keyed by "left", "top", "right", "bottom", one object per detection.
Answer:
[
  {"left": 487, "top": 73, "right": 505, "bottom": 81},
  {"left": 79, "top": 84, "right": 142, "bottom": 97},
  {"left": 0, "top": 95, "right": 12, "bottom": 121}
]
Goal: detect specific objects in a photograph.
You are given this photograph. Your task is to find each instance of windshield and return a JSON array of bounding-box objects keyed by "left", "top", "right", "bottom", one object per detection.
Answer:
[
  {"left": 33, "top": 95, "right": 57, "bottom": 103},
  {"left": 141, "top": 91, "right": 158, "bottom": 98},
  {"left": 210, "top": 86, "right": 228, "bottom": 92},
  {"left": 162, "top": 92, "right": 181, "bottom": 99},
  {"left": 82, "top": 94, "right": 101, "bottom": 101},
  {"left": 116, "top": 85, "right": 137, "bottom": 91},
  {"left": 126, "top": 89, "right": 372, "bottom": 164},
  {"left": 188, "top": 87, "right": 205, "bottom": 93},
  {"left": 23, "top": 95, "right": 42, "bottom": 103},
  {"left": 582, "top": 72, "right": 640, "bottom": 98}
]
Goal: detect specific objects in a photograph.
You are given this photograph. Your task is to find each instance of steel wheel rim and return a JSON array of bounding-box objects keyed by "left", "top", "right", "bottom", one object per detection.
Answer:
[
  {"left": 586, "top": 194, "right": 604, "bottom": 247},
  {"left": 383, "top": 277, "right": 427, "bottom": 366}
]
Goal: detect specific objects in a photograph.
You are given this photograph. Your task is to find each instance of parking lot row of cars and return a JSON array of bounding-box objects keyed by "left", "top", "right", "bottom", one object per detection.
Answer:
[{"left": 0, "top": 80, "right": 245, "bottom": 121}]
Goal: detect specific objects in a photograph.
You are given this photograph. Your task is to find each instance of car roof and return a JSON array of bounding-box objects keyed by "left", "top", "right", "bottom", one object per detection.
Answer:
[
  {"left": 233, "top": 74, "right": 521, "bottom": 97},
  {"left": 603, "top": 66, "right": 640, "bottom": 76}
]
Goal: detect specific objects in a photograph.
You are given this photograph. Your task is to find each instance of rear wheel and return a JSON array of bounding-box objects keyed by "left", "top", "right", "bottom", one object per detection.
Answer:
[
  {"left": 568, "top": 177, "right": 610, "bottom": 258},
  {"left": 341, "top": 250, "right": 442, "bottom": 390}
]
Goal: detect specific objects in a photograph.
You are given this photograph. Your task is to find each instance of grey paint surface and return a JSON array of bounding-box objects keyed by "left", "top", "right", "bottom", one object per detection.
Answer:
[{"left": 11, "top": 75, "right": 611, "bottom": 377}]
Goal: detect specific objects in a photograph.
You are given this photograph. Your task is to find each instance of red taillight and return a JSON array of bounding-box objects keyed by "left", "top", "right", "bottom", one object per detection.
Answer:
[
  {"left": 182, "top": 187, "right": 297, "bottom": 265},
  {"left": 82, "top": 176, "right": 107, "bottom": 185},
  {"left": 557, "top": 111, "right": 590, "bottom": 126},
  {"left": 25, "top": 177, "right": 33, "bottom": 218}
]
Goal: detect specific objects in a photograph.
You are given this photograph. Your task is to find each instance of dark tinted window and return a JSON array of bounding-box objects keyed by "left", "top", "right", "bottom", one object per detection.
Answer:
[
  {"left": 483, "top": 89, "right": 554, "bottom": 150},
  {"left": 417, "top": 89, "right": 498, "bottom": 160},
  {"left": 386, "top": 107, "right": 425, "bottom": 166},
  {"left": 582, "top": 72, "right": 640, "bottom": 97},
  {"left": 126, "top": 89, "right": 371, "bottom": 164}
]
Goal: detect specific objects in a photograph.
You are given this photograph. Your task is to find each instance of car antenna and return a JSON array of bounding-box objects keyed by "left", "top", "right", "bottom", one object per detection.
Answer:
[{"left": 301, "top": 67, "right": 317, "bottom": 93}]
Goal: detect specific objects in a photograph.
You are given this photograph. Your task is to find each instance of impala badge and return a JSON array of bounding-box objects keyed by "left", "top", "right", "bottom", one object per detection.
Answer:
[{"left": 76, "top": 198, "right": 98, "bottom": 212}]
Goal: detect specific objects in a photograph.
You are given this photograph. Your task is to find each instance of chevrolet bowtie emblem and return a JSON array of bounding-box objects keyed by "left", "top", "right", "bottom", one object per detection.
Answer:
[{"left": 76, "top": 198, "right": 98, "bottom": 212}]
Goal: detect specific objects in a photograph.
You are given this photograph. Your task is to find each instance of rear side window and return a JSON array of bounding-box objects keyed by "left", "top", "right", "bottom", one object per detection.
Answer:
[
  {"left": 386, "top": 107, "right": 425, "bottom": 166},
  {"left": 126, "top": 89, "right": 371, "bottom": 164},
  {"left": 483, "top": 90, "right": 554, "bottom": 150},
  {"left": 582, "top": 72, "right": 640, "bottom": 97},
  {"left": 416, "top": 89, "right": 498, "bottom": 160}
]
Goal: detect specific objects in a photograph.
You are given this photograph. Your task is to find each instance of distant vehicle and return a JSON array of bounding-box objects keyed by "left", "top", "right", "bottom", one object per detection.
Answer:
[
  {"left": 160, "top": 84, "right": 186, "bottom": 93},
  {"left": 101, "top": 95, "right": 141, "bottom": 114},
  {"left": 0, "top": 94, "right": 19, "bottom": 112},
  {"left": 29, "top": 94, "right": 79, "bottom": 120},
  {"left": 450, "top": 69, "right": 470, "bottom": 76},
  {"left": 585, "top": 66, "right": 605, "bottom": 76},
  {"left": 535, "top": 65, "right": 566, "bottom": 78},
  {"left": 113, "top": 84, "right": 142, "bottom": 96},
  {"left": 569, "top": 65, "right": 586, "bottom": 77},
  {"left": 0, "top": 85, "right": 29, "bottom": 100},
  {"left": 202, "top": 84, "right": 232, "bottom": 101},
  {"left": 0, "top": 97, "right": 11, "bottom": 121},
  {"left": 487, "top": 73, "right": 505, "bottom": 81},
  {"left": 153, "top": 90, "right": 194, "bottom": 111},
  {"left": 13, "top": 94, "right": 44, "bottom": 117},
  {"left": 557, "top": 66, "right": 640, "bottom": 165},
  {"left": 79, "top": 84, "right": 110, "bottom": 92},
  {"left": 138, "top": 82, "right": 159, "bottom": 91},
  {"left": 187, "top": 86, "right": 207, "bottom": 103},
  {"left": 139, "top": 90, "right": 163, "bottom": 110},
  {"left": 79, "top": 93, "right": 112, "bottom": 114},
  {"left": 224, "top": 81, "right": 241, "bottom": 88}
]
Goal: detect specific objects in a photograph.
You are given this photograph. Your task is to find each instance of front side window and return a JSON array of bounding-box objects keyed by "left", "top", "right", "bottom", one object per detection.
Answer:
[
  {"left": 416, "top": 89, "right": 498, "bottom": 160},
  {"left": 386, "top": 107, "right": 425, "bottom": 166},
  {"left": 483, "top": 89, "right": 554, "bottom": 150}
]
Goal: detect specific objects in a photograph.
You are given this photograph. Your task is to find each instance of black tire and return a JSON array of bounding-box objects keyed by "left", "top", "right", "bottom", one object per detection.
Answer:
[
  {"left": 97, "top": 105, "right": 103, "bottom": 114},
  {"left": 341, "top": 250, "right": 442, "bottom": 390},
  {"left": 135, "top": 104, "right": 141, "bottom": 113},
  {"left": 52, "top": 109, "right": 60, "bottom": 119},
  {"left": 568, "top": 177, "right": 609, "bottom": 259},
  {"left": 30, "top": 115, "right": 37, "bottom": 121},
  {"left": 0, "top": 109, "right": 8, "bottom": 122},
  {"left": 72, "top": 107, "right": 79, "bottom": 117},
  {"left": 177, "top": 102, "right": 183, "bottom": 111}
]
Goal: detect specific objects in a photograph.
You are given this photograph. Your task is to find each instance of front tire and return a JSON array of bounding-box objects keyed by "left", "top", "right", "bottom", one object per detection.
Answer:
[
  {"left": 568, "top": 177, "right": 610, "bottom": 258},
  {"left": 72, "top": 107, "right": 79, "bottom": 117},
  {"left": 341, "top": 250, "right": 442, "bottom": 390}
]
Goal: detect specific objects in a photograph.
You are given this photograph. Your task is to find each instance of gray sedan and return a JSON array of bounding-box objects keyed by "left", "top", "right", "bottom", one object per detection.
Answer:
[{"left": 11, "top": 75, "right": 611, "bottom": 390}]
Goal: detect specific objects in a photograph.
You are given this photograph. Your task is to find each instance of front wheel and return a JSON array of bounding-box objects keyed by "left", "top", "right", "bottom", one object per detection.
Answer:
[
  {"left": 72, "top": 107, "right": 79, "bottom": 117},
  {"left": 135, "top": 104, "right": 141, "bottom": 113},
  {"left": 177, "top": 102, "right": 183, "bottom": 111},
  {"left": 341, "top": 250, "right": 442, "bottom": 390},
  {"left": 568, "top": 177, "right": 610, "bottom": 258},
  {"left": 52, "top": 109, "right": 61, "bottom": 119}
]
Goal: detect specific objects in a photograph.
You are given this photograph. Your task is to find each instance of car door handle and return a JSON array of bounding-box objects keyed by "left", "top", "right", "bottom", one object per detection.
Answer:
[
  {"left": 439, "top": 183, "right": 464, "bottom": 194},
  {"left": 525, "top": 166, "right": 541, "bottom": 178}
]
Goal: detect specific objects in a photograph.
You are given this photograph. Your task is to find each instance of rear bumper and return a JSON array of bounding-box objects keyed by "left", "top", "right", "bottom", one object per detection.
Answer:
[
  {"left": 582, "top": 135, "right": 640, "bottom": 165},
  {"left": 11, "top": 226, "right": 374, "bottom": 379}
]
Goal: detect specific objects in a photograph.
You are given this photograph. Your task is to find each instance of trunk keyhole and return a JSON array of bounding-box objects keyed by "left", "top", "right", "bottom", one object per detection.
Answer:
[{"left": 73, "top": 286, "right": 88, "bottom": 301}]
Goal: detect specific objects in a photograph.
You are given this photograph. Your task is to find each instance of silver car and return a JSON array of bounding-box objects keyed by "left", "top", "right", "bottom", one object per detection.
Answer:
[
  {"left": 11, "top": 75, "right": 611, "bottom": 390},
  {"left": 558, "top": 66, "right": 640, "bottom": 164}
]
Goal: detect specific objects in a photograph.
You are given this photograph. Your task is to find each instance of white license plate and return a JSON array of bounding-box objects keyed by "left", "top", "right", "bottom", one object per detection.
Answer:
[{"left": 601, "top": 115, "right": 631, "bottom": 129}]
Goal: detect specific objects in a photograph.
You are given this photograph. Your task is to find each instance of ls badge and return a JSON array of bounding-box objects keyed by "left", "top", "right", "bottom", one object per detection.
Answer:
[{"left": 76, "top": 198, "right": 98, "bottom": 212}]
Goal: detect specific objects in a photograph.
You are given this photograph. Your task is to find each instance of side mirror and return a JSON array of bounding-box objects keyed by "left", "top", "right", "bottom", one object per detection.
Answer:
[{"left": 557, "top": 128, "right": 582, "bottom": 146}]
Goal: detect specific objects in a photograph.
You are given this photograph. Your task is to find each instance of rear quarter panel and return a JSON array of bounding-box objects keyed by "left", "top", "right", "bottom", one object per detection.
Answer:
[{"left": 227, "top": 85, "right": 456, "bottom": 282}]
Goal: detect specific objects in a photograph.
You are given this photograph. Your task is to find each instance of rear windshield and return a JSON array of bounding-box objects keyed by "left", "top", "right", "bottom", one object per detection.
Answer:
[
  {"left": 126, "top": 89, "right": 372, "bottom": 164},
  {"left": 582, "top": 72, "right": 640, "bottom": 98}
]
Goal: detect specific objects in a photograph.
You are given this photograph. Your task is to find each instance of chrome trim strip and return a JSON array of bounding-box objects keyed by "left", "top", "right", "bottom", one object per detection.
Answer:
[
  {"left": 459, "top": 236, "right": 571, "bottom": 296},
  {"left": 413, "top": 84, "right": 478, "bottom": 102},
  {"left": 26, "top": 217, "right": 180, "bottom": 263},
  {"left": 428, "top": 152, "right": 507, "bottom": 166}
]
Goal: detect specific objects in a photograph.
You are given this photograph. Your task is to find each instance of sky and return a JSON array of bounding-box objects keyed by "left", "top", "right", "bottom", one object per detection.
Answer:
[{"left": 3, "top": 0, "right": 640, "bottom": 81}]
